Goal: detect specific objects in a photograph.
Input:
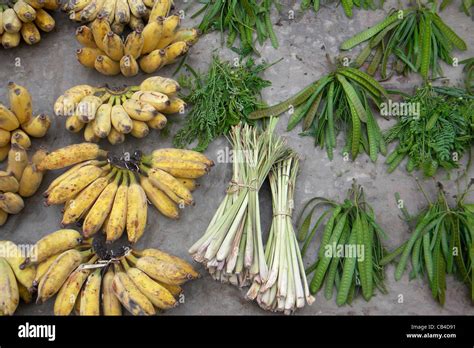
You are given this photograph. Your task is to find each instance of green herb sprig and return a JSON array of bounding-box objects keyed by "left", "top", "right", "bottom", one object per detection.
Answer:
[{"left": 301, "top": 0, "right": 382, "bottom": 17}]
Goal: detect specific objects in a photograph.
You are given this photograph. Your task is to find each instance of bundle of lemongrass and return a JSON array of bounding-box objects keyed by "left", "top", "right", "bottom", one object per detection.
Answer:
[
  {"left": 189, "top": 118, "right": 291, "bottom": 287},
  {"left": 246, "top": 155, "right": 314, "bottom": 313}
]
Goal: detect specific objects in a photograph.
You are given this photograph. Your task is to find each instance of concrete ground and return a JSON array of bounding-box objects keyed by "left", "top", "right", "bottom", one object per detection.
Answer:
[{"left": 1, "top": 0, "right": 473, "bottom": 315}]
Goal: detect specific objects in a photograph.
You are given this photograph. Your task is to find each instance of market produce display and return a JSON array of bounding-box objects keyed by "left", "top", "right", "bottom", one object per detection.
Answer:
[
  {"left": 0, "top": 0, "right": 57, "bottom": 49},
  {"left": 174, "top": 55, "right": 272, "bottom": 152},
  {"left": 0, "top": 82, "right": 51, "bottom": 161},
  {"left": 54, "top": 77, "right": 184, "bottom": 144},
  {"left": 249, "top": 64, "right": 388, "bottom": 161},
  {"left": 300, "top": 0, "right": 380, "bottom": 17},
  {"left": 340, "top": 4, "right": 467, "bottom": 80},
  {"left": 299, "top": 182, "right": 388, "bottom": 305},
  {"left": 75, "top": 4, "right": 199, "bottom": 76},
  {"left": 381, "top": 182, "right": 474, "bottom": 305},
  {"left": 193, "top": 0, "right": 278, "bottom": 56},
  {"left": 38, "top": 142, "right": 212, "bottom": 243},
  {"left": 16, "top": 229, "right": 198, "bottom": 315},
  {"left": 384, "top": 85, "right": 474, "bottom": 177}
]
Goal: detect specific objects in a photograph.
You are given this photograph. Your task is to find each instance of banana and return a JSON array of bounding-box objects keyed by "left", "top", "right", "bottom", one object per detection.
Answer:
[
  {"left": 75, "top": 25, "right": 97, "bottom": 48},
  {"left": 124, "top": 30, "right": 144, "bottom": 59},
  {"left": 134, "top": 255, "right": 193, "bottom": 285},
  {"left": 24, "top": 0, "right": 45, "bottom": 9},
  {"left": 146, "top": 168, "right": 193, "bottom": 205},
  {"left": 122, "top": 99, "right": 157, "bottom": 121},
  {"left": 98, "top": 0, "right": 115, "bottom": 22},
  {"left": 130, "top": 120, "right": 149, "bottom": 138},
  {"left": 131, "top": 91, "right": 169, "bottom": 111},
  {"left": 20, "top": 22, "right": 41, "bottom": 45},
  {"left": 128, "top": 13, "right": 143, "bottom": 30},
  {"left": 149, "top": 0, "right": 171, "bottom": 21},
  {"left": 0, "top": 241, "right": 36, "bottom": 290},
  {"left": 37, "top": 249, "right": 84, "bottom": 303},
  {"left": 155, "top": 14, "right": 179, "bottom": 49},
  {"left": 18, "top": 283, "right": 33, "bottom": 303},
  {"left": 0, "top": 192, "right": 24, "bottom": 214},
  {"left": 0, "top": 209, "right": 8, "bottom": 226},
  {"left": 0, "top": 171, "right": 19, "bottom": 192},
  {"left": 61, "top": 172, "right": 112, "bottom": 225},
  {"left": 127, "top": 0, "right": 146, "bottom": 18},
  {"left": 18, "top": 163, "right": 43, "bottom": 197},
  {"left": 11, "top": 129, "right": 31, "bottom": 149},
  {"left": 1, "top": 31, "right": 21, "bottom": 49},
  {"left": 151, "top": 148, "right": 214, "bottom": 167},
  {"left": 69, "top": 0, "right": 92, "bottom": 12},
  {"left": 20, "top": 113, "right": 50, "bottom": 137},
  {"left": 93, "top": 103, "right": 112, "bottom": 138},
  {"left": 77, "top": 95, "right": 102, "bottom": 123},
  {"left": 83, "top": 171, "right": 120, "bottom": 237},
  {"left": 59, "top": 85, "right": 96, "bottom": 117},
  {"left": 0, "top": 146, "right": 10, "bottom": 162},
  {"left": 91, "top": 15, "right": 111, "bottom": 51},
  {"left": 42, "top": 0, "right": 60, "bottom": 10},
  {"left": 0, "top": 10, "right": 4, "bottom": 36},
  {"left": 46, "top": 164, "right": 105, "bottom": 205},
  {"left": 95, "top": 55, "right": 121, "bottom": 75},
  {"left": 119, "top": 54, "right": 139, "bottom": 77},
  {"left": 102, "top": 267, "right": 122, "bottom": 315},
  {"left": 105, "top": 172, "right": 127, "bottom": 243},
  {"left": 77, "top": 47, "right": 104, "bottom": 69},
  {"left": 150, "top": 159, "right": 208, "bottom": 179},
  {"left": 138, "top": 49, "right": 165, "bottom": 73},
  {"left": 146, "top": 113, "right": 167, "bottom": 130},
  {"left": 0, "top": 129, "right": 10, "bottom": 147},
  {"left": 176, "top": 177, "right": 197, "bottom": 192},
  {"left": 3, "top": 8, "right": 22, "bottom": 34},
  {"left": 137, "top": 248, "right": 198, "bottom": 279},
  {"left": 79, "top": 0, "right": 105, "bottom": 22},
  {"left": 112, "top": 270, "right": 155, "bottom": 315},
  {"left": 111, "top": 105, "right": 133, "bottom": 134},
  {"left": 84, "top": 120, "right": 100, "bottom": 142},
  {"left": 8, "top": 82, "right": 32, "bottom": 125},
  {"left": 171, "top": 28, "right": 200, "bottom": 46},
  {"left": 38, "top": 143, "right": 107, "bottom": 171},
  {"left": 26, "top": 230, "right": 82, "bottom": 266},
  {"left": 126, "top": 173, "right": 147, "bottom": 243},
  {"left": 163, "top": 41, "right": 189, "bottom": 65},
  {"left": 0, "top": 104, "right": 20, "bottom": 131},
  {"left": 103, "top": 31, "right": 124, "bottom": 61},
  {"left": 107, "top": 127, "right": 124, "bottom": 144},
  {"left": 140, "top": 175, "right": 178, "bottom": 219},
  {"left": 66, "top": 114, "right": 85, "bottom": 133},
  {"left": 141, "top": 17, "right": 163, "bottom": 54},
  {"left": 139, "top": 76, "right": 180, "bottom": 95},
  {"left": 54, "top": 264, "right": 92, "bottom": 315},
  {"left": 34, "top": 8, "right": 55, "bottom": 32},
  {"left": 31, "top": 148, "right": 48, "bottom": 166},
  {"left": 80, "top": 268, "right": 101, "bottom": 315},
  {"left": 33, "top": 253, "right": 60, "bottom": 286},
  {"left": 111, "top": 19, "right": 124, "bottom": 34},
  {"left": 0, "top": 258, "right": 19, "bottom": 315},
  {"left": 13, "top": 0, "right": 37, "bottom": 22},
  {"left": 7, "top": 143, "right": 27, "bottom": 181},
  {"left": 114, "top": 0, "right": 130, "bottom": 24}
]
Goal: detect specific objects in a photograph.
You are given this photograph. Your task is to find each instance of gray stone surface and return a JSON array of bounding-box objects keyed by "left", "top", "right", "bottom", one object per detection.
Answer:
[{"left": 0, "top": 0, "right": 473, "bottom": 315}]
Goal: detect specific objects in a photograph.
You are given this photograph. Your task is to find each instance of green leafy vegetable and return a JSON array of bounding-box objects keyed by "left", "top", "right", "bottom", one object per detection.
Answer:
[{"left": 301, "top": 0, "right": 383, "bottom": 17}]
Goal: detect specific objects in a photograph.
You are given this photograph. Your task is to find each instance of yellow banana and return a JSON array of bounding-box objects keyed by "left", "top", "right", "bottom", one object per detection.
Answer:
[
  {"left": 128, "top": 0, "right": 146, "bottom": 18},
  {"left": 83, "top": 171, "right": 121, "bottom": 237},
  {"left": 13, "top": 0, "right": 37, "bottom": 22},
  {"left": 7, "top": 143, "right": 28, "bottom": 181},
  {"left": 33, "top": 252, "right": 61, "bottom": 286},
  {"left": 140, "top": 175, "right": 178, "bottom": 219},
  {"left": 103, "top": 31, "right": 124, "bottom": 61},
  {"left": 77, "top": 47, "right": 104, "bottom": 69},
  {"left": 151, "top": 148, "right": 214, "bottom": 167},
  {"left": 3, "top": 8, "right": 22, "bottom": 33},
  {"left": 75, "top": 25, "right": 97, "bottom": 48},
  {"left": 0, "top": 171, "right": 19, "bottom": 192},
  {"left": 112, "top": 270, "right": 155, "bottom": 315},
  {"left": 93, "top": 103, "right": 112, "bottom": 138},
  {"left": 139, "top": 76, "right": 180, "bottom": 95},
  {"left": 84, "top": 120, "right": 99, "bottom": 142},
  {"left": 91, "top": 15, "right": 111, "bottom": 50},
  {"left": 150, "top": 159, "right": 208, "bottom": 179},
  {"left": 128, "top": 14, "right": 144, "bottom": 31},
  {"left": 122, "top": 99, "right": 157, "bottom": 121},
  {"left": 59, "top": 85, "right": 96, "bottom": 117},
  {"left": 102, "top": 267, "right": 121, "bottom": 315},
  {"left": 146, "top": 113, "right": 167, "bottom": 130},
  {"left": 18, "top": 163, "right": 43, "bottom": 197},
  {"left": 126, "top": 173, "right": 147, "bottom": 243},
  {"left": 133, "top": 255, "right": 193, "bottom": 285},
  {"left": 114, "top": 0, "right": 130, "bottom": 24},
  {"left": 137, "top": 248, "right": 198, "bottom": 279},
  {"left": 8, "top": 82, "right": 32, "bottom": 125},
  {"left": 105, "top": 173, "right": 127, "bottom": 243},
  {"left": 149, "top": 0, "right": 171, "bottom": 21},
  {"left": 20, "top": 22, "right": 41, "bottom": 45},
  {"left": 130, "top": 120, "right": 149, "bottom": 138},
  {"left": 119, "top": 54, "right": 139, "bottom": 77},
  {"left": 18, "top": 283, "right": 33, "bottom": 303},
  {"left": 0, "top": 258, "right": 19, "bottom": 315},
  {"left": 42, "top": 0, "right": 60, "bottom": 10},
  {"left": 0, "top": 209, "right": 7, "bottom": 226},
  {"left": 66, "top": 114, "right": 85, "bottom": 133},
  {"left": 34, "top": 8, "right": 55, "bottom": 32},
  {"left": 171, "top": 28, "right": 200, "bottom": 46},
  {"left": 79, "top": 0, "right": 105, "bottom": 22},
  {"left": 37, "top": 249, "right": 84, "bottom": 303},
  {"left": 1, "top": 32, "right": 21, "bottom": 49},
  {"left": 155, "top": 14, "right": 179, "bottom": 49},
  {"left": 141, "top": 18, "right": 163, "bottom": 54},
  {"left": 54, "top": 264, "right": 92, "bottom": 315},
  {"left": 98, "top": 0, "right": 115, "bottom": 23},
  {"left": 31, "top": 148, "right": 48, "bottom": 166},
  {"left": 124, "top": 30, "right": 144, "bottom": 59},
  {"left": 20, "top": 113, "right": 50, "bottom": 137},
  {"left": 138, "top": 49, "right": 165, "bottom": 73},
  {"left": 0, "top": 241, "right": 36, "bottom": 290},
  {"left": 146, "top": 168, "right": 193, "bottom": 205},
  {"left": 80, "top": 268, "right": 101, "bottom": 315},
  {"left": 131, "top": 91, "right": 169, "bottom": 111},
  {"left": 163, "top": 41, "right": 189, "bottom": 66},
  {"left": 0, "top": 129, "right": 10, "bottom": 147},
  {"left": 176, "top": 177, "right": 197, "bottom": 192},
  {"left": 0, "top": 192, "right": 24, "bottom": 214},
  {"left": 110, "top": 19, "right": 124, "bottom": 34},
  {"left": 38, "top": 143, "right": 107, "bottom": 171},
  {"left": 11, "top": 129, "right": 31, "bottom": 149},
  {"left": 111, "top": 105, "right": 133, "bottom": 134},
  {"left": 69, "top": 0, "right": 93, "bottom": 12},
  {"left": 24, "top": 0, "right": 45, "bottom": 9},
  {"left": 0, "top": 103, "right": 20, "bottom": 131},
  {"left": 107, "top": 127, "right": 125, "bottom": 144},
  {"left": 95, "top": 55, "right": 121, "bottom": 75}
]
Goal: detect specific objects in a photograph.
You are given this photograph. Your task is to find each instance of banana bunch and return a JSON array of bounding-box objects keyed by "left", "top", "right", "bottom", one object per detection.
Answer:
[
  {"left": 0, "top": 146, "right": 48, "bottom": 226},
  {"left": 0, "top": 82, "right": 51, "bottom": 161},
  {"left": 74, "top": 1, "right": 199, "bottom": 76},
  {"left": 18, "top": 229, "right": 198, "bottom": 316},
  {"left": 54, "top": 77, "right": 185, "bottom": 144},
  {"left": 38, "top": 142, "right": 213, "bottom": 243},
  {"left": 0, "top": 0, "right": 57, "bottom": 49}
]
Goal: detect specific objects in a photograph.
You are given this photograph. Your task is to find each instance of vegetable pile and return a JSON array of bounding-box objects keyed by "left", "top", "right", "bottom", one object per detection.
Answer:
[
  {"left": 300, "top": 181, "right": 388, "bottom": 306},
  {"left": 249, "top": 64, "right": 388, "bottom": 161},
  {"left": 381, "top": 181, "right": 474, "bottom": 305},
  {"left": 341, "top": 5, "right": 467, "bottom": 80},
  {"left": 301, "top": 0, "right": 381, "bottom": 17},
  {"left": 384, "top": 85, "right": 474, "bottom": 177},
  {"left": 174, "top": 55, "right": 272, "bottom": 152}
]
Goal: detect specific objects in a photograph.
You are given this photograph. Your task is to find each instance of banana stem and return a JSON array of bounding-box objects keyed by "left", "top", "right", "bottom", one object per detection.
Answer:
[
  {"left": 80, "top": 249, "right": 94, "bottom": 260},
  {"left": 132, "top": 250, "right": 143, "bottom": 257},
  {"left": 128, "top": 171, "right": 137, "bottom": 184},
  {"left": 120, "top": 257, "right": 130, "bottom": 270},
  {"left": 141, "top": 155, "right": 153, "bottom": 166},
  {"left": 138, "top": 164, "right": 150, "bottom": 175},
  {"left": 125, "top": 253, "right": 139, "bottom": 265}
]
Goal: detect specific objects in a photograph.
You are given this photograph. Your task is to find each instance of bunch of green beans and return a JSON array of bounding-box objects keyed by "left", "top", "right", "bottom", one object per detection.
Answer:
[
  {"left": 300, "top": 0, "right": 381, "bottom": 17},
  {"left": 298, "top": 181, "right": 388, "bottom": 306},
  {"left": 381, "top": 181, "right": 474, "bottom": 305}
]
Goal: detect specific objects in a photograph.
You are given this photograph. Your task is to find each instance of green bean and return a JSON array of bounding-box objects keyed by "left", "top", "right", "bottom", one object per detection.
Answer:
[
  {"left": 423, "top": 233, "right": 434, "bottom": 281},
  {"left": 336, "top": 231, "right": 358, "bottom": 306}
]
